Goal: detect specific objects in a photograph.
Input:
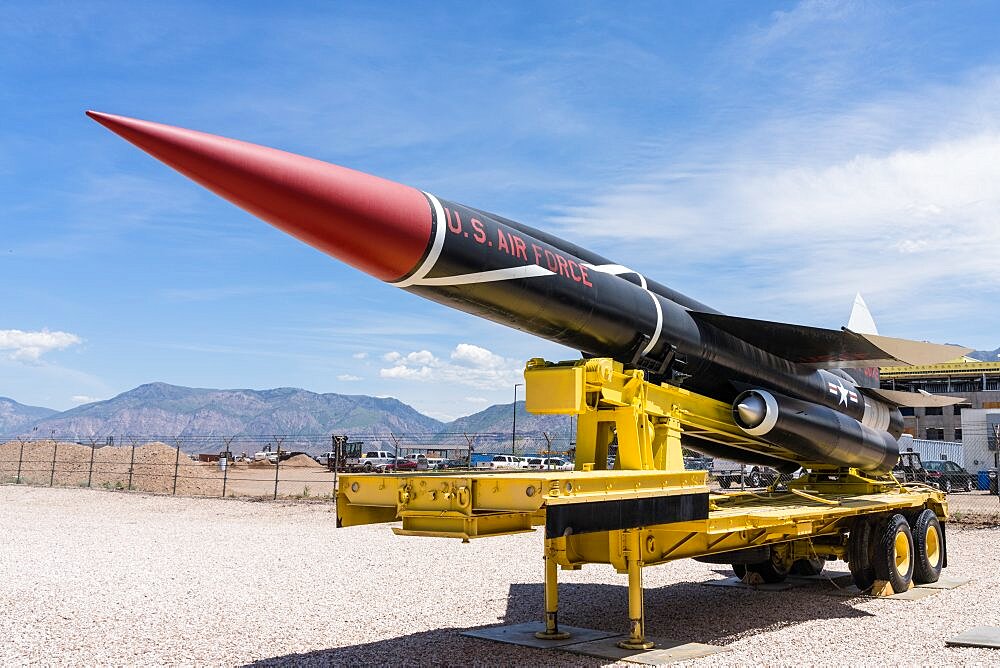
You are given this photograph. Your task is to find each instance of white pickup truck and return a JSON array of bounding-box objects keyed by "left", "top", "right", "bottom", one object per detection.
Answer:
[
  {"left": 475, "top": 454, "right": 528, "bottom": 470},
  {"left": 525, "top": 457, "right": 574, "bottom": 471},
  {"left": 348, "top": 450, "right": 397, "bottom": 471}
]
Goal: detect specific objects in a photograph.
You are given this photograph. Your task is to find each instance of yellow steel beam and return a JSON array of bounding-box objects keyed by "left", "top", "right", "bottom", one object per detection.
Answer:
[
  {"left": 524, "top": 357, "right": 804, "bottom": 469},
  {"left": 337, "top": 357, "right": 946, "bottom": 553}
]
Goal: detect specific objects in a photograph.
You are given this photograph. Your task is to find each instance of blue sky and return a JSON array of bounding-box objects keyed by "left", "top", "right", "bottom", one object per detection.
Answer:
[{"left": 3, "top": 1, "right": 1000, "bottom": 419}]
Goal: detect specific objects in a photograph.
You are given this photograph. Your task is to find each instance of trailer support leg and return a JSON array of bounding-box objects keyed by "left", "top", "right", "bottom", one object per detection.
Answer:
[
  {"left": 535, "top": 540, "right": 571, "bottom": 640},
  {"left": 618, "top": 532, "right": 654, "bottom": 650}
]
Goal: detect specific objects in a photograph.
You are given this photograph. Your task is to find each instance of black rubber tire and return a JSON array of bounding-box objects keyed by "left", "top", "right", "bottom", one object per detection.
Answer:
[
  {"left": 911, "top": 509, "right": 944, "bottom": 584},
  {"left": 746, "top": 549, "right": 790, "bottom": 583},
  {"left": 747, "top": 469, "right": 763, "bottom": 488},
  {"left": 964, "top": 478, "right": 973, "bottom": 492},
  {"left": 732, "top": 563, "right": 747, "bottom": 579},
  {"left": 942, "top": 479, "right": 952, "bottom": 494},
  {"left": 790, "top": 557, "right": 825, "bottom": 576},
  {"left": 872, "top": 514, "right": 915, "bottom": 594},
  {"left": 363, "top": 462, "right": 373, "bottom": 471},
  {"left": 719, "top": 477, "right": 731, "bottom": 489},
  {"left": 848, "top": 518, "right": 876, "bottom": 591}
]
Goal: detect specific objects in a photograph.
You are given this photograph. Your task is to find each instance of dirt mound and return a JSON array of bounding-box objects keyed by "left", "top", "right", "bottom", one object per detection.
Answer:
[
  {"left": 0, "top": 439, "right": 222, "bottom": 496},
  {"left": 282, "top": 454, "right": 323, "bottom": 469},
  {"left": 0, "top": 440, "right": 337, "bottom": 499}
]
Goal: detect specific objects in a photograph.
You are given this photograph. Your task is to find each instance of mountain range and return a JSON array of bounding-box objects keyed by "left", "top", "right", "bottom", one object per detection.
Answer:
[
  {"left": 4, "top": 347, "right": 996, "bottom": 450},
  {"left": 0, "top": 382, "right": 570, "bottom": 451},
  {"left": 968, "top": 347, "right": 1000, "bottom": 362}
]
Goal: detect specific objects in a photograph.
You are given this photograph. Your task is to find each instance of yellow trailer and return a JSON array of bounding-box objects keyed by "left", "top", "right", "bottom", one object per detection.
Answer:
[{"left": 338, "top": 358, "right": 948, "bottom": 649}]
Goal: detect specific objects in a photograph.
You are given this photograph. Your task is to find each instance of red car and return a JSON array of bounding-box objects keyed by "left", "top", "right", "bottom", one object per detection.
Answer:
[{"left": 384, "top": 458, "right": 419, "bottom": 471}]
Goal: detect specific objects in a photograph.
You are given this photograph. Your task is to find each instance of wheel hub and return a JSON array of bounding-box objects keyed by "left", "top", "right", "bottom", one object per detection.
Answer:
[
  {"left": 894, "top": 531, "right": 911, "bottom": 576},
  {"left": 925, "top": 524, "right": 940, "bottom": 567}
]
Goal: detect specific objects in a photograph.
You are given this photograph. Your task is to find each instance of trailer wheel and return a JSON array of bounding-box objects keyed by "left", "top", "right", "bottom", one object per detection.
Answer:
[
  {"left": 746, "top": 548, "right": 790, "bottom": 583},
  {"left": 731, "top": 563, "right": 747, "bottom": 579},
  {"left": 848, "top": 518, "right": 876, "bottom": 591},
  {"left": 873, "top": 514, "right": 914, "bottom": 594},
  {"left": 790, "top": 557, "right": 825, "bottom": 576},
  {"left": 719, "top": 477, "right": 731, "bottom": 489},
  {"left": 911, "top": 509, "right": 943, "bottom": 584}
]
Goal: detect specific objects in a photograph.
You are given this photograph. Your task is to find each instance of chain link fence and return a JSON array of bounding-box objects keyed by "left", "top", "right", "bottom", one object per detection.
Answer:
[
  {"left": 0, "top": 432, "right": 576, "bottom": 501},
  {"left": 2, "top": 434, "right": 997, "bottom": 523}
]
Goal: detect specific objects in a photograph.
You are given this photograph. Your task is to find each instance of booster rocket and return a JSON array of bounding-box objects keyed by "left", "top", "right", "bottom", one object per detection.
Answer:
[{"left": 87, "top": 111, "right": 969, "bottom": 474}]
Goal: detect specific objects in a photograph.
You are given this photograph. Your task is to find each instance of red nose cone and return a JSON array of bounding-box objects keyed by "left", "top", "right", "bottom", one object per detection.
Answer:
[{"left": 86, "top": 111, "right": 432, "bottom": 282}]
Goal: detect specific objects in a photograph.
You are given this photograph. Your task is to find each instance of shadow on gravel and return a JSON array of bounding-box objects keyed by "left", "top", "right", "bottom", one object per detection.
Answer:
[
  {"left": 239, "top": 626, "right": 604, "bottom": 667},
  {"left": 502, "top": 577, "right": 874, "bottom": 647},
  {"left": 246, "top": 575, "right": 873, "bottom": 666}
]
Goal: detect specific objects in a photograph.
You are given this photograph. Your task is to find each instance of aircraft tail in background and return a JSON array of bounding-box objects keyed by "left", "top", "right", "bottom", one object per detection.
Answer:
[{"left": 845, "top": 293, "right": 880, "bottom": 388}]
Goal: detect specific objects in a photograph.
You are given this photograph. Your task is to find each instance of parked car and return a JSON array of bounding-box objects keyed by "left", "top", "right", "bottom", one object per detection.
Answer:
[
  {"left": 475, "top": 454, "right": 527, "bottom": 470},
  {"left": 923, "top": 460, "right": 975, "bottom": 493},
  {"left": 683, "top": 456, "right": 712, "bottom": 471},
  {"left": 444, "top": 458, "right": 469, "bottom": 469},
  {"left": 711, "top": 458, "right": 777, "bottom": 489},
  {"left": 404, "top": 453, "right": 431, "bottom": 470},
  {"left": 349, "top": 450, "right": 396, "bottom": 471},
  {"left": 892, "top": 452, "right": 930, "bottom": 485},
  {"left": 384, "top": 457, "right": 419, "bottom": 471},
  {"left": 526, "top": 457, "right": 574, "bottom": 471}
]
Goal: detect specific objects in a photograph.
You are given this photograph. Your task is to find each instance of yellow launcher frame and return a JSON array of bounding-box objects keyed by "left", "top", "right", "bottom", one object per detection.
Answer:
[{"left": 337, "top": 358, "right": 947, "bottom": 648}]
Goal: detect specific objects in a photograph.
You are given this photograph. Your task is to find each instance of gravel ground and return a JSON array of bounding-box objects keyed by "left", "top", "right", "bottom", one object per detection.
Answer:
[{"left": 1, "top": 486, "right": 997, "bottom": 667}]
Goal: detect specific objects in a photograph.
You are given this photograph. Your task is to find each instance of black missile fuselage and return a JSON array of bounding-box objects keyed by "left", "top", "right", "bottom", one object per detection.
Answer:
[
  {"left": 395, "top": 196, "right": 900, "bottom": 472},
  {"left": 87, "top": 111, "right": 920, "bottom": 474}
]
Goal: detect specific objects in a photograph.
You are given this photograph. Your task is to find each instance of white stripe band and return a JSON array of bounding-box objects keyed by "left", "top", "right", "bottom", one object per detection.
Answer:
[
  {"left": 390, "top": 192, "right": 447, "bottom": 288},
  {"left": 642, "top": 291, "right": 663, "bottom": 356},
  {"left": 584, "top": 263, "right": 661, "bottom": 355},
  {"left": 585, "top": 263, "right": 647, "bottom": 289},
  {"left": 414, "top": 265, "right": 554, "bottom": 287}
]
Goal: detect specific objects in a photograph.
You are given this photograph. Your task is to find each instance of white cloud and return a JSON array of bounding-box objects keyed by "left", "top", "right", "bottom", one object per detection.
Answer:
[
  {"left": 451, "top": 343, "right": 508, "bottom": 369},
  {"left": 548, "top": 73, "right": 1000, "bottom": 342},
  {"left": 379, "top": 344, "right": 524, "bottom": 389},
  {"left": 465, "top": 396, "right": 489, "bottom": 404},
  {"left": 0, "top": 329, "right": 82, "bottom": 362},
  {"left": 336, "top": 374, "right": 362, "bottom": 382},
  {"left": 71, "top": 395, "right": 99, "bottom": 404},
  {"left": 351, "top": 351, "right": 369, "bottom": 359}
]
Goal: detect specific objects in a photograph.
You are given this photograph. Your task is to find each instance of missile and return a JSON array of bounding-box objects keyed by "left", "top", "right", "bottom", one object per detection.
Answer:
[
  {"left": 87, "top": 111, "right": 971, "bottom": 473},
  {"left": 733, "top": 389, "right": 901, "bottom": 472}
]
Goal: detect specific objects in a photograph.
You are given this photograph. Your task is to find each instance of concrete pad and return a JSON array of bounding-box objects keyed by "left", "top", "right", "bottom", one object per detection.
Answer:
[
  {"left": 788, "top": 570, "right": 853, "bottom": 582},
  {"left": 918, "top": 575, "right": 969, "bottom": 589},
  {"left": 946, "top": 626, "right": 1000, "bottom": 649},
  {"left": 826, "top": 581, "right": 957, "bottom": 600},
  {"left": 787, "top": 573, "right": 855, "bottom": 589},
  {"left": 702, "top": 576, "right": 797, "bottom": 591},
  {"left": 889, "top": 586, "right": 940, "bottom": 601},
  {"left": 461, "top": 622, "right": 617, "bottom": 649},
  {"left": 564, "top": 636, "right": 727, "bottom": 665}
]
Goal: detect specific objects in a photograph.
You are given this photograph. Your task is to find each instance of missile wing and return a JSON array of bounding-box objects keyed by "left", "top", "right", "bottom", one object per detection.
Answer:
[
  {"left": 87, "top": 111, "right": 968, "bottom": 473},
  {"left": 689, "top": 311, "right": 971, "bottom": 369}
]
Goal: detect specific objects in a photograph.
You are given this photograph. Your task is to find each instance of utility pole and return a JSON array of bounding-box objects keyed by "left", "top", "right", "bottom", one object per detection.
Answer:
[{"left": 512, "top": 383, "right": 523, "bottom": 455}]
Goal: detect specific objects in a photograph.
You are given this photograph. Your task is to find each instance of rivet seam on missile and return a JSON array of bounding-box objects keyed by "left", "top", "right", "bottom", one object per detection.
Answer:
[{"left": 390, "top": 192, "right": 447, "bottom": 288}]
